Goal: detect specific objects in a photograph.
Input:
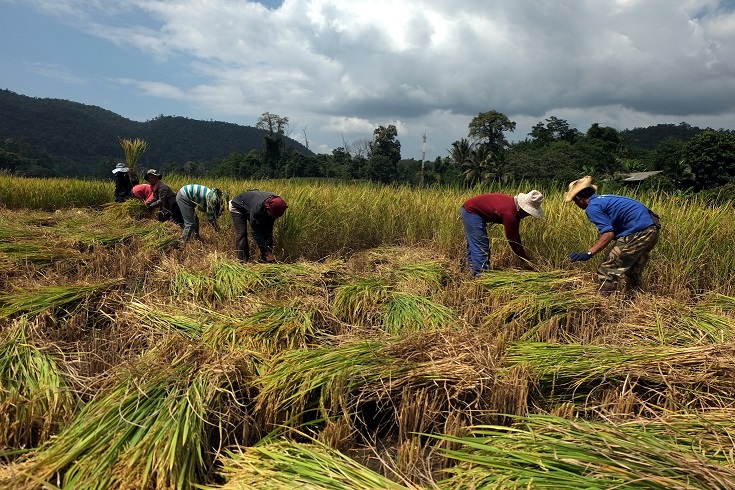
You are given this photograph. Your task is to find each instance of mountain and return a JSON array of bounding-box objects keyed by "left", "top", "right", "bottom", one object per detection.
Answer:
[{"left": 0, "top": 89, "right": 312, "bottom": 177}]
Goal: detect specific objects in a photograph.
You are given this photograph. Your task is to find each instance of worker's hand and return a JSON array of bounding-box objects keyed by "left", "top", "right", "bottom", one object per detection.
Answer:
[
  {"left": 145, "top": 203, "right": 153, "bottom": 211},
  {"left": 569, "top": 251, "right": 592, "bottom": 262},
  {"left": 264, "top": 252, "right": 275, "bottom": 263}
]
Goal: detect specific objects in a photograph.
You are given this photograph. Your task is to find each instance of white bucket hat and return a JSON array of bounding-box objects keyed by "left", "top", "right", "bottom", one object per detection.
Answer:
[
  {"left": 112, "top": 162, "right": 129, "bottom": 174},
  {"left": 515, "top": 190, "right": 545, "bottom": 219}
]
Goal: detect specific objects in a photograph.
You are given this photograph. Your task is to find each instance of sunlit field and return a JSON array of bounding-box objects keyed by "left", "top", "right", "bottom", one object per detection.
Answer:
[{"left": 2, "top": 174, "right": 735, "bottom": 489}]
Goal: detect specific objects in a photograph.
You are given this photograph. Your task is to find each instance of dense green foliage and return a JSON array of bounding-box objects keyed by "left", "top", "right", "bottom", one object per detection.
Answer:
[{"left": 0, "top": 90, "right": 310, "bottom": 178}]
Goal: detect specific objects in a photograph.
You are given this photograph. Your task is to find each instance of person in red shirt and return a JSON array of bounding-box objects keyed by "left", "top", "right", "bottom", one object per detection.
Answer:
[{"left": 461, "top": 190, "right": 544, "bottom": 276}]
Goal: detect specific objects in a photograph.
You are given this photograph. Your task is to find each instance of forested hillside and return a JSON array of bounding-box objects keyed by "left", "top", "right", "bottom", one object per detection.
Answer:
[{"left": 0, "top": 89, "right": 311, "bottom": 177}]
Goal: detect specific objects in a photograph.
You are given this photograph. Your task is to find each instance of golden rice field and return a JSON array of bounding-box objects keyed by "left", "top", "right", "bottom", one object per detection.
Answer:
[{"left": 2, "top": 174, "right": 735, "bottom": 489}]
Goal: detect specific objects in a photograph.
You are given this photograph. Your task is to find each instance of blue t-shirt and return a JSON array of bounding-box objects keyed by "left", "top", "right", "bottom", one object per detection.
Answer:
[{"left": 585, "top": 194, "right": 655, "bottom": 237}]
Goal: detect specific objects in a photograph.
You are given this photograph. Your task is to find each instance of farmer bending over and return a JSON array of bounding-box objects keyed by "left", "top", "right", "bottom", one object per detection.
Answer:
[
  {"left": 229, "top": 190, "right": 288, "bottom": 262},
  {"left": 566, "top": 175, "right": 661, "bottom": 296},
  {"left": 461, "top": 190, "right": 545, "bottom": 276}
]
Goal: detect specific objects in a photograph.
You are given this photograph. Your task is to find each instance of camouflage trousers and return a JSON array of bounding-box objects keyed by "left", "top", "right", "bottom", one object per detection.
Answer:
[{"left": 597, "top": 225, "right": 660, "bottom": 291}]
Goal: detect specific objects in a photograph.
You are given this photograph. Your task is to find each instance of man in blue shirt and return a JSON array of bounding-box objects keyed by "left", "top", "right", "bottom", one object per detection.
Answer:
[{"left": 566, "top": 176, "right": 660, "bottom": 296}]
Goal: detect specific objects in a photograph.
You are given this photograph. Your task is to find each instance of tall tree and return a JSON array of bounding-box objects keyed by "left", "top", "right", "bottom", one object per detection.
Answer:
[
  {"left": 684, "top": 130, "right": 735, "bottom": 190},
  {"left": 468, "top": 110, "right": 516, "bottom": 154},
  {"left": 256, "top": 112, "right": 290, "bottom": 176},
  {"left": 365, "top": 125, "right": 401, "bottom": 183}
]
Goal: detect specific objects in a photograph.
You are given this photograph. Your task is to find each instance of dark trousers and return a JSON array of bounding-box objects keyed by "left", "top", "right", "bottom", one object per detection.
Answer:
[{"left": 231, "top": 211, "right": 250, "bottom": 261}]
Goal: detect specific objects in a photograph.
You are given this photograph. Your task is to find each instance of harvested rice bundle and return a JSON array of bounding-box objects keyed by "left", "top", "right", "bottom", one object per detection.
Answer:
[
  {"left": 205, "top": 440, "right": 414, "bottom": 490},
  {"left": 0, "top": 241, "right": 81, "bottom": 267},
  {"left": 233, "top": 297, "right": 325, "bottom": 352},
  {"left": 435, "top": 413, "right": 735, "bottom": 489},
  {"left": 505, "top": 342, "right": 735, "bottom": 412},
  {"left": 256, "top": 340, "right": 418, "bottom": 427},
  {"left": 9, "top": 342, "right": 257, "bottom": 490},
  {"left": 394, "top": 261, "right": 450, "bottom": 295},
  {"left": 382, "top": 292, "right": 459, "bottom": 334},
  {"left": 465, "top": 270, "right": 605, "bottom": 342},
  {"left": 212, "top": 258, "right": 336, "bottom": 300},
  {"left": 332, "top": 278, "right": 392, "bottom": 327},
  {"left": 0, "top": 319, "right": 77, "bottom": 451},
  {"left": 0, "top": 278, "right": 125, "bottom": 319}
]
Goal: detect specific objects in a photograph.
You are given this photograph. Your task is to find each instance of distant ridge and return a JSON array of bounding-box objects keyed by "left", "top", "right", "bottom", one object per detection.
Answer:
[{"left": 0, "top": 89, "right": 312, "bottom": 177}]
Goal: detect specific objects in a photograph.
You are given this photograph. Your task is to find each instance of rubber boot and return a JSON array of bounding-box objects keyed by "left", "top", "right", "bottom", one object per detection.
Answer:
[{"left": 598, "top": 280, "right": 618, "bottom": 297}]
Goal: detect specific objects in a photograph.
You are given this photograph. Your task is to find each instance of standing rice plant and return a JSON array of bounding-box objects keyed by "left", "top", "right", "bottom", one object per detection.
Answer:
[
  {"left": 434, "top": 413, "right": 735, "bottom": 489},
  {"left": 10, "top": 342, "right": 255, "bottom": 490},
  {"left": 119, "top": 137, "right": 148, "bottom": 180},
  {"left": 0, "top": 278, "right": 125, "bottom": 319},
  {"left": 0, "top": 319, "right": 77, "bottom": 451},
  {"left": 205, "top": 440, "right": 415, "bottom": 490},
  {"left": 0, "top": 175, "right": 111, "bottom": 210}
]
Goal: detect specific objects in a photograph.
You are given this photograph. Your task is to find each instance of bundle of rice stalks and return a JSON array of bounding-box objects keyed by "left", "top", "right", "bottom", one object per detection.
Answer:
[
  {"left": 332, "top": 278, "right": 393, "bottom": 327},
  {"left": 394, "top": 261, "right": 450, "bottom": 295},
  {"left": 615, "top": 295, "right": 735, "bottom": 346},
  {"left": 126, "top": 300, "right": 205, "bottom": 340},
  {"left": 172, "top": 267, "right": 216, "bottom": 304},
  {"left": 9, "top": 342, "right": 257, "bottom": 490},
  {"left": 0, "top": 278, "right": 125, "bottom": 319},
  {"left": 504, "top": 342, "right": 735, "bottom": 412},
  {"left": 100, "top": 199, "right": 147, "bottom": 221},
  {"left": 0, "top": 241, "right": 81, "bottom": 267},
  {"left": 0, "top": 320, "right": 77, "bottom": 451},
  {"left": 382, "top": 292, "right": 459, "bottom": 335},
  {"left": 466, "top": 270, "right": 606, "bottom": 342},
  {"left": 205, "top": 440, "right": 414, "bottom": 490},
  {"left": 212, "top": 259, "right": 335, "bottom": 300},
  {"left": 256, "top": 341, "right": 419, "bottom": 428},
  {"left": 435, "top": 413, "right": 735, "bottom": 489},
  {"left": 232, "top": 298, "right": 325, "bottom": 352}
]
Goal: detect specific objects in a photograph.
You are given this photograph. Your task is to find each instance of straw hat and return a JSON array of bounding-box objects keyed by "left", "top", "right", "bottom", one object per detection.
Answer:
[
  {"left": 515, "top": 190, "right": 544, "bottom": 219},
  {"left": 564, "top": 175, "right": 598, "bottom": 202},
  {"left": 112, "top": 162, "right": 129, "bottom": 174}
]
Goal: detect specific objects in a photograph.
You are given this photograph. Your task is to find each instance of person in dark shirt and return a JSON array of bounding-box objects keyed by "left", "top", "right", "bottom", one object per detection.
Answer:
[
  {"left": 461, "top": 190, "right": 544, "bottom": 276},
  {"left": 566, "top": 175, "right": 661, "bottom": 295},
  {"left": 143, "top": 169, "right": 183, "bottom": 226},
  {"left": 112, "top": 162, "right": 133, "bottom": 202},
  {"left": 229, "top": 190, "right": 288, "bottom": 262}
]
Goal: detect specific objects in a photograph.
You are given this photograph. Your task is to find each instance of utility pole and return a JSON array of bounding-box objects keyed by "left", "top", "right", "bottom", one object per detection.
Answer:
[{"left": 421, "top": 131, "right": 427, "bottom": 186}]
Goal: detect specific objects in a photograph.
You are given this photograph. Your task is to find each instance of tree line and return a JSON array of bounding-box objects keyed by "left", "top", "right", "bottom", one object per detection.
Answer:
[{"left": 2, "top": 89, "right": 735, "bottom": 196}]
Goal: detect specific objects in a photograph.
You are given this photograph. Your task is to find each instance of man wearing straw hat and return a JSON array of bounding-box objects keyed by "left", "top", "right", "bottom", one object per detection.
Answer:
[
  {"left": 565, "top": 175, "right": 661, "bottom": 296},
  {"left": 461, "top": 190, "right": 545, "bottom": 276}
]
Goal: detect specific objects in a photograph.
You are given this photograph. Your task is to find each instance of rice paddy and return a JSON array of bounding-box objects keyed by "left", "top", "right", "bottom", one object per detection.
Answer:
[{"left": 2, "top": 176, "right": 735, "bottom": 489}]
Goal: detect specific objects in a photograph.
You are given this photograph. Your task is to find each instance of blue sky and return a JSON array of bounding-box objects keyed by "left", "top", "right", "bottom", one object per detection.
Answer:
[{"left": 3, "top": 0, "right": 735, "bottom": 160}]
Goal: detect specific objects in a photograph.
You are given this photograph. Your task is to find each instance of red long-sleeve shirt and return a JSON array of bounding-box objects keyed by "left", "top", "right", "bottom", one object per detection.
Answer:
[{"left": 462, "top": 193, "right": 529, "bottom": 260}]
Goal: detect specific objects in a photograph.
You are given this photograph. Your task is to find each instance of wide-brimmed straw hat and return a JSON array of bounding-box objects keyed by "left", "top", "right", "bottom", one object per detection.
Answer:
[
  {"left": 564, "top": 175, "right": 598, "bottom": 202},
  {"left": 112, "top": 162, "right": 129, "bottom": 174},
  {"left": 515, "top": 190, "right": 544, "bottom": 219}
]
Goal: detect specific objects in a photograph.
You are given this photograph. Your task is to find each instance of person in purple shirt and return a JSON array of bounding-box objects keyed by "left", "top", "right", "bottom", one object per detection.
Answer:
[
  {"left": 566, "top": 175, "right": 661, "bottom": 296},
  {"left": 461, "top": 190, "right": 545, "bottom": 276}
]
